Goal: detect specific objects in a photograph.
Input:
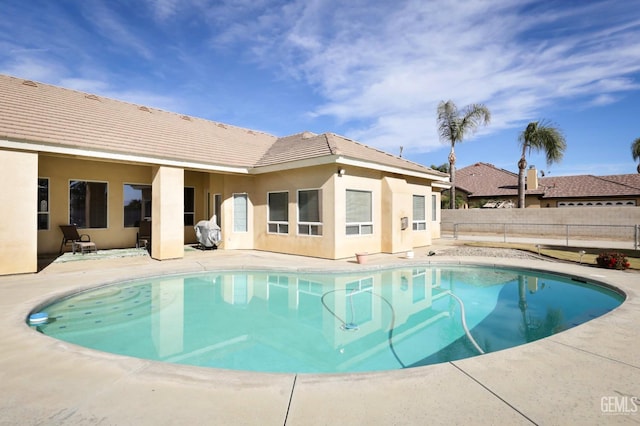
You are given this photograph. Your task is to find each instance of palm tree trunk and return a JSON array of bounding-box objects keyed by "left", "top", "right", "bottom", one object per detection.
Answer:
[
  {"left": 517, "top": 157, "right": 526, "bottom": 208},
  {"left": 449, "top": 148, "right": 456, "bottom": 209},
  {"left": 517, "top": 142, "right": 527, "bottom": 208}
]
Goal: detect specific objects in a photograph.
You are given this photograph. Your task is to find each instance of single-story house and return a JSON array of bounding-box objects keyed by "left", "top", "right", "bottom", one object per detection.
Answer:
[
  {"left": 453, "top": 162, "right": 640, "bottom": 208},
  {"left": 0, "top": 74, "right": 449, "bottom": 275}
]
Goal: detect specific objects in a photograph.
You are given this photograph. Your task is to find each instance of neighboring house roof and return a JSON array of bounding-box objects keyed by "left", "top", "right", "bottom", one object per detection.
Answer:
[
  {"left": 0, "top": 74, "right": 446, "bottom": 179},
  {"left": 455, "top": 162, "right": 544, "bottom": 197},
  {"left": 455, "top": 162, "right": 640, "bottom": 200},
  {"left": 539, "top": 174, "right": 640, "bottom": 199}
]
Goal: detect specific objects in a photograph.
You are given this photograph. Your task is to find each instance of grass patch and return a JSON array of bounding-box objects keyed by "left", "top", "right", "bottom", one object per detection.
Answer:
[{"left": 464, "top": 241, "right": 640, "bottom": 270}]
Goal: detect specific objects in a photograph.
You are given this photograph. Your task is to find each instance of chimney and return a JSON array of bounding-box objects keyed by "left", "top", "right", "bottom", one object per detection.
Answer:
[{"left": 526, "top": 166, "right": 538, "bottom": 190}]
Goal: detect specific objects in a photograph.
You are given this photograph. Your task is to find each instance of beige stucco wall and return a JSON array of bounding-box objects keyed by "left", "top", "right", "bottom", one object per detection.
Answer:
[
  {"left": 333, "top": 167, "right": 382, "bottom": 259},
  {"left": 381, "top": 176, "right": 413, "bottom": 254},
  {"left": 152, "top": 166, "right": 184, "bottom": 260},
  {"left": 251, "top": 166, "right": 440, "bottom": 259},
  {"left": 0, "top": 150, "right": 38, "bottom": 274},
  {"left": 253, "top": 165, "right": 336, "bottom": 257},
  {"left": 220, "top": 174, "right": 256, "bottom": 250},
  {"left": 406, "top": 178, "right": 437, "bottom": 248},
  {"left": 36, "top": 157, "right": 214, "bottom": 256},
  {"left": 38, "top": 156, "right": 154, "bottom": 253},
  {"left": 20, "top": 153, "right": 443, "bottom": 266}
]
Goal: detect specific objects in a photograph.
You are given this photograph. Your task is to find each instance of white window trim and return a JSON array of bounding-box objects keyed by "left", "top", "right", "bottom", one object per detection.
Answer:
[
  {"left": 68, "top": 179, "right": 109, "bottom": 229},
  {"left": 213, "top": 193, "right": 222, "bottom": 227},
  {"left": 123, "top": 182, "right": 152, "bottom": 227},
  {"left": 184, "top": 186, "right": 195, "bottom": 226},
  {"left": 297, "top": 188, "right": 323, "bottom": 236},
  {"left": 412, "top": 195, "right": 427, "bottom": 231},
  {"left": 38, "top": 177, "right": 50, "bottom": 230},
  {"left": 232, "top": 193, "right": 248, "bottom": 233},
  {"left": 345, "top": 189, "right": 373, "bottom": 236},
  {"left": 267, "top": 190, "right": 289, "bottom": 234},
  {"left": 431, "top": 194, "right": 438, "bottom": 222}
]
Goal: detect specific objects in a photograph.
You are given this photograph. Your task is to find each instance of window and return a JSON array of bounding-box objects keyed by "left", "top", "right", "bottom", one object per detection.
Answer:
[
  {"left": 432, "top": 194, "right": 437, "bottom": 221},
  {"left": 268, "top": 191, "right": 289, "bottom": 234},
  {"left": 298, "top": 189, "right": 322, "bottom": 235},
  {"left": 346, "top": 189, "right": 372, "bottom": 235},
  {"left": 213, "top": 194, "right": 222, "bottom": 227},
  {"left": 123, "top": 184, "right": 151, "bottom": 227},
  {"left": 184, "top": 187, "right": 195, "bottom": 226},
  {"left": 69, "top": 180, "right": 107, "bottom": 228},
  {"left": 413, "top": 195, "right": 426, "bottom": 230},
  {"left": 233, "top": 193, "right": 247, "bottom": 232},
  {"left": 38, "top": 178, "right": 49, "bottom": 230}
]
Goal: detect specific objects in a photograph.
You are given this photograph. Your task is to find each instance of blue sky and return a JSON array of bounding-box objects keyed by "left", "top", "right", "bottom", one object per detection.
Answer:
[{"left": 2, "top": 0, "right": 639, "bottom": 176}]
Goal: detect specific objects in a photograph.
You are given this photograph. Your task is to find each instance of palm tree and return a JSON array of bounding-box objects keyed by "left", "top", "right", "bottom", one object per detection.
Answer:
[
  {"left": 437, "top": 100, "right": 491, "bottom": 209},
  {"left": 632, "top": 137, "right": 640, "bottom": 173},
  {"left": 517, "top": 120, "right": 566, "bottom": 208}
]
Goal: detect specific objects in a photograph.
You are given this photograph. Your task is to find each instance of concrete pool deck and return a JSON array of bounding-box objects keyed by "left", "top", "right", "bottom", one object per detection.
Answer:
[{"left": 1, "top": 241, "right": 638, "bottom": 425}]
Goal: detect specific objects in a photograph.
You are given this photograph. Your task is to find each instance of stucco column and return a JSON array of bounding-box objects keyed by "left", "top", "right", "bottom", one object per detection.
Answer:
[
  {"left": 151, "top": 166, "right": 184, "bottom": 260},
  {"left": 381, "top": 176, "right": 412, "bottom": 254},
  {"left": 0, "top": 150, "right": 38, "bottom": 275}
]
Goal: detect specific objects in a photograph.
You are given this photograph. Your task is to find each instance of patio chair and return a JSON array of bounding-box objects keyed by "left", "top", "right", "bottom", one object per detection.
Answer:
[
  {"left": 137, "top": 220, "right": 151, "bottom": 251},
  {"left": 59, "top": 225, "right": 96, "bottom": 254}
]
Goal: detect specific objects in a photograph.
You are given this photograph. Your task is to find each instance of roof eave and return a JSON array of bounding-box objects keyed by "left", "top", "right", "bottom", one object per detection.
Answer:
[
  {"left": 251, "top": 155, "right": 449, "bottom": 182},
  {"left": 0, "top": 138, "right": 250, "bottom": 174},
  {"left": 336, "top": 156, "right": 450, "bottom": 181}
]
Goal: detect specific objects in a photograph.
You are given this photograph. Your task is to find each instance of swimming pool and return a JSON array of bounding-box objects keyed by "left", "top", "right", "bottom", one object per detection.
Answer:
[{"left": 32, "top": 265, "right": 623, "bottom": 374}]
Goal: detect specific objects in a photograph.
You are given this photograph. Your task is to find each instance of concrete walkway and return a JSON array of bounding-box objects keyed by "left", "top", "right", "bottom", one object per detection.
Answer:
[{"left": 1, "top": 241, "right": 638, "bottom": 425}]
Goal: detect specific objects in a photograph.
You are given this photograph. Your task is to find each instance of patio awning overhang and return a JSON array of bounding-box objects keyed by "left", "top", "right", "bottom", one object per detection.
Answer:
[{"left": 0, "top": 138, "right": 250, "bottom": 174}]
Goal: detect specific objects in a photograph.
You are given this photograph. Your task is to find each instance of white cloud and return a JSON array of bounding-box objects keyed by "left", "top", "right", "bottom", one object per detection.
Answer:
[
  {"left": 105, "top": 90, "right": 184, "bottom": 113},
  {"left": 81, "top": 3, "right": 154, "bottom": 60},
  {"left": 0, "top": 56, "right": 67, "bottom": 83},
  {"left": 2, "top": 0, "right": 638, "bottom": 167},
  {"left": 232, "top": 0, "right": 640, "bottom": 154},
  {"left": 60, "top": 78, "right": 110, "bottom": 93},
  {"left": 145, "top": 0, "right": 181, "bottom": 20}
]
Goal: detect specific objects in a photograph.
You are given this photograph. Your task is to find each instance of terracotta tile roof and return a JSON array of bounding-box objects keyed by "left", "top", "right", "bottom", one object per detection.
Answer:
[
  {"left": 456, "top": 162, "right": 529, "bottom": 196},
  {"left": 539, "top": 174, "right": 640, "bottom": 199},
  {"left": 0, "top": 74, "right": 444, "bottom": 178},
  {"left": 0, "top": 75, "right": 279, "bottom": 168},
  {"left": 327, "top": 133, "right": 444, "bottom": 175},
  {"left": 257, "top": 131, "right": 446, "bottom": 176},
  {"left": 255, "top": 132, "right": 334, "bottom": 166},
  {"left": 455, "top": 162, "right": 640, "bottom": 199},
  {"left": 598, "top": 174, "right": 640, "bottom": 190}
]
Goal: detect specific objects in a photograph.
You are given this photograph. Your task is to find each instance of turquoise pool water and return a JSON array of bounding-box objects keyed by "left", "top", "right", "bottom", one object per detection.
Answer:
[{"left": 33, "top": 266, "right": 623, "bottom": 374}]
